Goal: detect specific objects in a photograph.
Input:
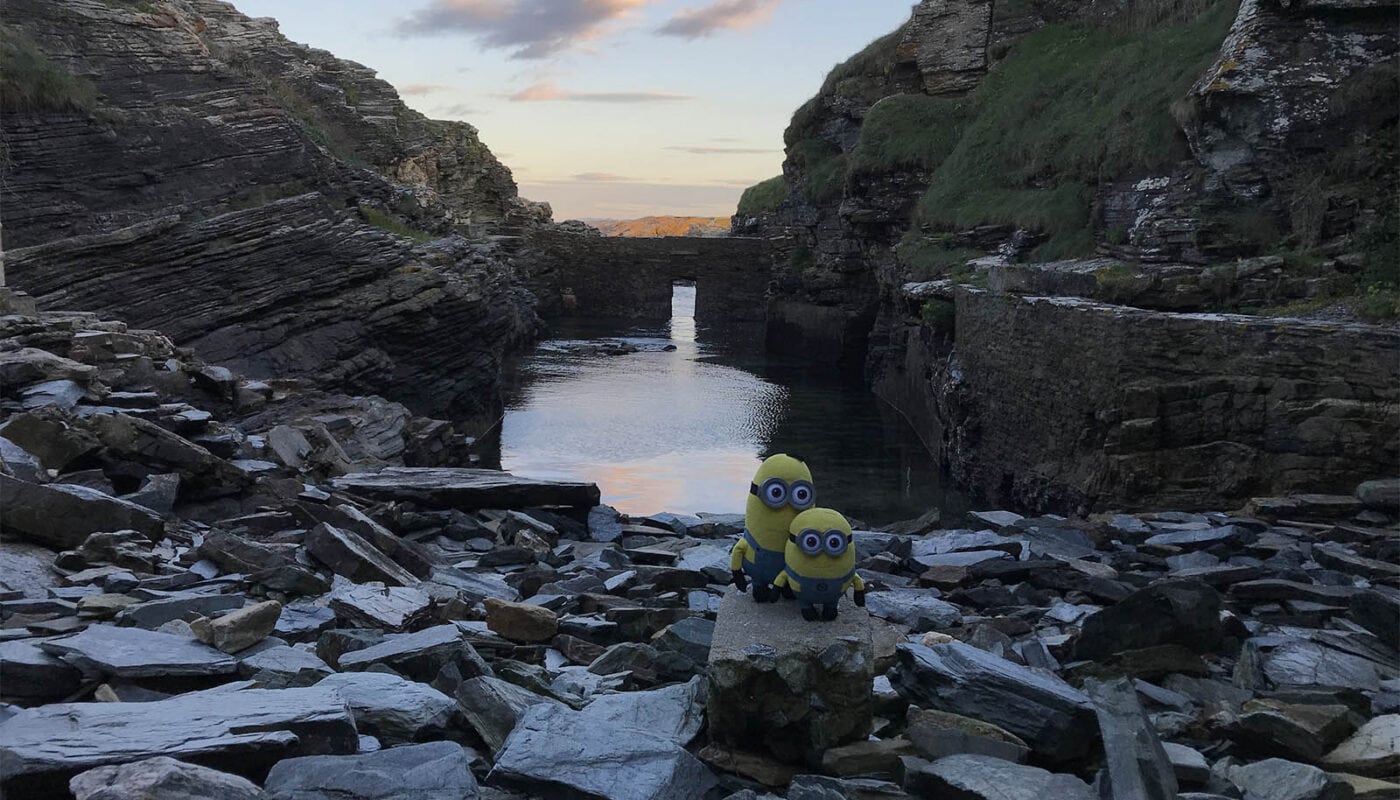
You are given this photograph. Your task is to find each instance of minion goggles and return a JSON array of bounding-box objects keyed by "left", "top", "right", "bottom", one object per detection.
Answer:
[
  {"left": 750, "top": 477, "right": 816, "bottom": 511},
  {"left": 788, "top": 528, "right": 852, "bottom": 557}
]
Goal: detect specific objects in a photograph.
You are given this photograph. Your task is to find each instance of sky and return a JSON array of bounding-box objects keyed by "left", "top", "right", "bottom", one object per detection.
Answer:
[{"left": 229, "top": 0, "right": 915, "bottom": 219}]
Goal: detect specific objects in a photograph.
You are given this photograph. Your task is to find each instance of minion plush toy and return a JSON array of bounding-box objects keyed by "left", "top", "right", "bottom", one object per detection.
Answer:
[
  {"left": 730, "top": 454, "right": 816, "bottom": 602},
  {"left": 774, "top": 508, "right": 866, "bottom": 621}
]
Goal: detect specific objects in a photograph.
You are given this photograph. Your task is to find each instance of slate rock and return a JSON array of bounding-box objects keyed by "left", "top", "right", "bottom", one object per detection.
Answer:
[
  {"left": 707, "top": 590, "right": 874, "bottom": 763},
  {"left": 864, "top": 589, "right": 962, "bottom": 631},
  {"left": 905, "top": 708, "right": 1030, "bottom": 764},
  {"left": 1086, "top": 677, "right": 1178, "bottom": 800},
  {"left": 198, "top": 530, "right": 297, "bottom": 575},
  {"left": 338, "top": 624, "right": 491, "bottom": 683},
  {"left": 1356, "top": 479, "right": 1400, "bottom": 511},
  {"left": 238, "top": 646, "right": 334, "bottom": 689},
  {"left": 1229, "top": 699, "right": 1355, "bottom": 762},
  {"left": 905, "top": 754, "right": 1095, "bottom": 800},
  {"left": 0, "top": 475, "right": 165, "bottom": 549},
  {"left": 577, "top": 676, "right": 706, "bottom": 746},
  {"left": 893, "top": 641, "right": 1096, "bottom": 763},
  {"left": 39, "top": 624, "right": 238, "bottom": 678},
  {"left": 0, "top": 687, "right": 357, "bottom": 788},
  {"left": 305, "top": 523, "right": 418, "bottom": 587},
  {"left": 69, "top": 757, "right": 266, "bottom": 800},
  {"left": 275, "top": 605, "right": 337, "bottom": 643},
  {"left": 0, "top": 639, "right": 85, "bottom": 701},
  {"left": 1163, "top": 742, "right": 1211, "bottom": 786},
  {"left": 1142, "top": 526, "right": 1244, "bottom": 550},
  {"left": 1262, "top": 639, "right": 1383, "bottom": 691},
  {"left": 331, "top": 467, "right": 600, "bottom": 510},
  {"left": 117, "top": 591, "right": 245, "bottom": 630},
  {"left": 1226, "top": 758, "right": 1352, "bottom": 800},
  {"left": 1074, "top": 581, "right": 1223, "bottom": 661},
  {"left": 490, "top": 703, "right": 717, "bottom": 800},
  {"left": 263, "top": 741, "right": 478, "bottom": 800},
  {"left": 1322, "top": 715, "right": 1400, "bottom": 778},
  {"left": 317, "top": 672, "right": 460, "bottom": 746},
  {"left": 454, "top": 675, "right": 563, "bottom": 755},
  {"left": 328, "top": 583, "right": 432, "bottom": 631}
]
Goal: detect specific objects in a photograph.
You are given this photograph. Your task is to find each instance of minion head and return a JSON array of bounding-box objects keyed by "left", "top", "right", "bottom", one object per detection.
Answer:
[
  {"left": 784, "top": 507, "right": 855, "bottom": 579},
  {"left": 744, "top": 454, "right": 815, "bottom": 549}
]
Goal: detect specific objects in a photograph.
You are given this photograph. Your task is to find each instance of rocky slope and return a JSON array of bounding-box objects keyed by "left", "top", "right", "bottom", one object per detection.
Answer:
[
  {"left": 736, "top": 0, "right": 1399, "bottom": 512},
  {"left": 2, "top": 308, "right": 1398, "bottom": 800},
  {"left": 589, "top": 217, "right": 732, "bottom": 238},
  {"left": 1, "top": 0, "right": 550, "bottom": 428}
]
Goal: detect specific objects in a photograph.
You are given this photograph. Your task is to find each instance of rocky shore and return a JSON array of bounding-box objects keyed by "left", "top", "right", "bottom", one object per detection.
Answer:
[{"left": 2, "top": 308, "right": 1397, "bottom": 800}]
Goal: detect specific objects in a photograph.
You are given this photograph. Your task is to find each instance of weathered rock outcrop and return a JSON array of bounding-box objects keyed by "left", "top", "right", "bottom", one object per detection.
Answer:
[{"left": 1, "top": 0, "right": 548, "bottom": 426}]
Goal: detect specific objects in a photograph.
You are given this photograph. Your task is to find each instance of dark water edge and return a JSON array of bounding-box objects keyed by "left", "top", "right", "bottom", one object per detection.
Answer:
[{"left": 485, "top": 287, "right": 968, "bottom": 526}]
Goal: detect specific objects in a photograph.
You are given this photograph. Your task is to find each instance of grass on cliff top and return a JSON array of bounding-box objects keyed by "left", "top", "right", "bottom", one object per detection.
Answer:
[
  {"left": 0, "top": 26, "right": 97, "bottom": 112},
  {"left": 786, "top": 24, "right": 910, "bottom": 147},
  {"left": 737, "top": 176, "right": 786, "bottom": 217},
  {"left": 913, "top": 0, "right": 1239, "bottom": 259}
]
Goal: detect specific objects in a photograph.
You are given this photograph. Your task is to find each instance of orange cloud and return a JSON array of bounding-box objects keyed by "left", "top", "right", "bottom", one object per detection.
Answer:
[
  {"left": 507, "top": 81, "right": 691, "bottom": 102},
  {"left": 658, "top": 0, "right": 782, "bottom": 39}
]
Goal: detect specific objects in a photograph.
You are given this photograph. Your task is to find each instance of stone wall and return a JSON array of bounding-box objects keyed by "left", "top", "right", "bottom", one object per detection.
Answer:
[
  {"left": 871, "top": 290, "right": 1400, "bottom": 513},
  {"left": 519, "top": 230, "right": 773, "bottom": 324}
]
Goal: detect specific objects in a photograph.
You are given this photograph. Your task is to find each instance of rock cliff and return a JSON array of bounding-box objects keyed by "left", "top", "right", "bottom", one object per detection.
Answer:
[
  {"left": 1, "top": 0, "right": 549, "bottom": 428},
  {"left": 738, "top": 0, "right": 1399, "bottom": 511}
]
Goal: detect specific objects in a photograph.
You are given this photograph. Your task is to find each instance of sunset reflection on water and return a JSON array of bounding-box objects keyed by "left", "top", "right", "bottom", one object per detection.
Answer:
[{"left": 499, "top": 285, "right": 956, "bottom": 524}]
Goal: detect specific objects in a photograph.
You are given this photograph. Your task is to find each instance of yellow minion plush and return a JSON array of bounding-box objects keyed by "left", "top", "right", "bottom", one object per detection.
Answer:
[
  {"left": 729, "top": 454, "right": 815, "bottom": 602},
  {"left": 774, "top": 508, "right": 866, "bottom": 621}
]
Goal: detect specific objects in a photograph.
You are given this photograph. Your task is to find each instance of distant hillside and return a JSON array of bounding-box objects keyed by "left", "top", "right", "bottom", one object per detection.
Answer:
[{"left": 590, "top": 216, "right": 730, "bottom": 238}]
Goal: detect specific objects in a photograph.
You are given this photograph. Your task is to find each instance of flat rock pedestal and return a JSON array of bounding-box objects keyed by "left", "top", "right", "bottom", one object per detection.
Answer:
[{"left": 706, "top": 588, "right": 874, "bottom": 765}]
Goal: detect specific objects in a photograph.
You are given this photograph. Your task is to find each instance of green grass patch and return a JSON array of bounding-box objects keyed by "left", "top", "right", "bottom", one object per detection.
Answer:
[
  {"left": 912, "top": 2, "right": 1238, "bottom": 258},
  {"left": 1357, "top": 284, "right": 1400, "bottom": 323},
  {"left": 737, "top": 176, "right": 786, "bottom": 217},
  {"left": 898, "top": 234, "right": 984, "bottom": 280},
  {"left": 790, "top": 138, "right": 847, "bottom": 204},
  {"left": 1094, "top": 262, "right": 1140, "bottom": 290},
  {"left": 921, "top": 299, "right": 957, "bottom": 333},
  {"left": 359, "top": 207, "right": 435, "bottom": 243},
  {"left": 851, "top": 94, "right": 970, "bottom": 174},
  {"left": 0, "top": 26, "right": 96, "bottom": 111}
]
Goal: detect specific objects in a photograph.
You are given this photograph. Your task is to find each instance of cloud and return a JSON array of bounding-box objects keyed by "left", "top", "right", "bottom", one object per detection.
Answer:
[
  {"left": 657, "top": 0, "right": 782, "bottom": 39},
  {"left": 436, "top": 103, "right": 481, "bottom": 117},
  {"left": 397, "top": 0, "right": 655, "bottom": 59},
  {"left": 666, "top": 145, "right": 777, "bottom": 154},
  {"left": 507, "top": 81, "right": 691, "bottom": 102},
  {"left": 400, "top": 83, "right": 451, "bottom": 96},
  {"left": 572, "top": 172, "right": 632, "bottom": 182}
]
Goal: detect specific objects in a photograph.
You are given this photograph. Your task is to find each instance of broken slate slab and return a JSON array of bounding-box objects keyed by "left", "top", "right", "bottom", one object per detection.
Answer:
[
  {"left": 1086, "top": 677, "right": 1178, "bottom": 800},
  {"left": 116, "top": 592, "right": 245, "bottom": 630},
  {"left": 331, "top": 467, "right": 600, "bottom": 510},
  {"left": 316, "top": 672, "right": 459, "bottom": 746},
  {"left": 263, "top": 741, "right": 477, "bottom": 800},
  {"left": 38, "top": 624, "right": 238, "bottom": 678},
  {"left": 328, "top": 582, "right": 432, "bottom": 631},
  {"left": 904, "top": 754, "right": 1095, "bottom": 800},
  {"left": 490, "top": 702, "right": 717, "bottom": 800},
  {"left": 455, "top": 675, "right": 564, "bottom": 755},
  {"left": 577, "top": 676, "right": 706, "bottom": 746},
  {"left": 0, "top": 639, "right": 85, "bottom": 701},
  {"left": 0, "top": 475, "right": 165, "bottom": 549},
  {"left": 893, "top": 641, "right": 1097, "bottom": 763},
  {"left": 864, "top": 589, "right": 962, "bottom": 630},
  {"left": 336, "top": 624, "right": 491, "bottom": 683},
  {"left": 68, "top": 757, "right": 266, "bottom": 800},
  {"left": 305, "top": 523, "right": 418, "bottom": 587},
  {"left": 0, "top": 686, "right": 357, "bottom": 790}
]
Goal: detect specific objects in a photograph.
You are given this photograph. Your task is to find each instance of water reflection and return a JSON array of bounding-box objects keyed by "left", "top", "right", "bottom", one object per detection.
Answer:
[{"left": 498, "top": 284, "right": 962, "bottom": 525}]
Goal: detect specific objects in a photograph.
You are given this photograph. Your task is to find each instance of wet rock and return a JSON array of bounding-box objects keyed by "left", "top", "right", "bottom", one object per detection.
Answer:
[
  {"left": 490, "top": 702, "right": 717, "bottom": 800},
  {"left": 0, "top": 475, "right": 165, "bottom": 549},
  {"left": 191, "top": 600, "right": 282, "bottom": 654},
  {"left": 263, "top": 740, "right": 478, "bottom": 800},
  {"left": 317, "top": 672, "right": 459, "bottom": 746},
  {"left": 483, "top": 598, "right": 557, "bottom": 643},
  {"left": 305, "top": 523, "right": 418, "bottom": 587},
  {"left": 0, "top": 640, "right": 86, "bottom": 701},
  {"left": 1074, "top": 581, "right": 1222, "bottom": 661},
  {"left": 905, "top": 708, "right": 1030, "bottom": 764},
  {"left": 1322, "top": 715, "right": 1400, "bottom": 778},
  {"left": 69, "top": 757, "right": 266, "bottom": 800},
  {"left": 707, "top": 590, "right": 874, "bottom": 763},
  {"left": 904, "top": 754, "right": 1095, "bottom": 800},
  {"left": 337, "top": 624, "right": 490, "bottom": 683},
  {"left": 0, "top": 687, "right": 358, "bottom": 789},
  {"left": 39, "top": 624, "right": 238, "bottom": 678},
  {"left": 1226, "top": 758, "right": 1352, "bottom": 800},
  {"left": 893, "top": 641, "right": 1096, "bottom": 763},
  {"left": 332, "top": 467, "right": 600, "bottom": 510},
  {"left": 328, "top": 582, "right": 432, "bottom": 631},
  {"left": 864, "top": 589, "right": 962, "bottom": 631},
  {"left": 1086, "top": 677, "right": 1178, "bottom": 800},
  {"left": 454, "top": 675, "right": 564, "bottom": 755}
]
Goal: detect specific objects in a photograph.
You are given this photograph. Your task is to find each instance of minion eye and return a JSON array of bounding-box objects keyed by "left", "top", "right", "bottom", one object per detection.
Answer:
[
  {"left": 824, "top": 531, "right": 849, "bottom": 556},
  {"left": 760, "top": 478, "right": 788, "bottom": 508},
  {"left": 798, "top": 530, "right": 823, "bottom": 556},
  {"left": 789, "top": 481, "right": 814, "bottom": 510}
]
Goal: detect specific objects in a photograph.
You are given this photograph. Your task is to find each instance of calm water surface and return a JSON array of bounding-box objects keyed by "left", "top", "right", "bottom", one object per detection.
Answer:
[{"left": 495, "top": 285, "right": 964, "bottom": 525}]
